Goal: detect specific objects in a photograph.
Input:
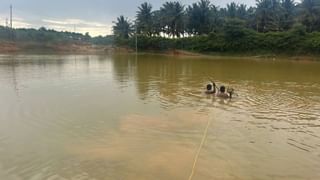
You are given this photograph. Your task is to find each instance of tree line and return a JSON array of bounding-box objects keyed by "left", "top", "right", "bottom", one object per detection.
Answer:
[
  {"left": 0, "top": 26, "right": 113, "bottom": 45},
  {"left": 113, "top": 0, "right": 320, "bottom": 54}
]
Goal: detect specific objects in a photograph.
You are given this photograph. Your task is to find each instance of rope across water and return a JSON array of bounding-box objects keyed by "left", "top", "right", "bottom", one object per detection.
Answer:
[{"left": 188, "top": 116, "right": 212, "bottom": 180}]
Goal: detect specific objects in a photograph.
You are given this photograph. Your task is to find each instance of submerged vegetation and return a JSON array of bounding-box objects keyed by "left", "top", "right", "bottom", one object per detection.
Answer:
[{"left": 113, "top": 0, "right": 320, "bottom": 54}]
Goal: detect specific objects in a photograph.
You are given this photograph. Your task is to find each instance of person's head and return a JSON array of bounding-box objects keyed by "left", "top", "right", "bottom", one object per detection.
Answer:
[
  {"left": 207, "top": 83, "right": 217, "bottom": 91},
  {"left": 220, "top": 86, "right": 226, "bottom": 93}
]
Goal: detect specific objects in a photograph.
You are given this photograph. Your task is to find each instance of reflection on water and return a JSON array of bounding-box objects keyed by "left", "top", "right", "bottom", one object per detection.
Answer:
[{"left": 0, "top": 54, "right": 320, "bottom": 179}]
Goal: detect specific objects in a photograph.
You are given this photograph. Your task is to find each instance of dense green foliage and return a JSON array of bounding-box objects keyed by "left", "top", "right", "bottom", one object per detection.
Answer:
[
  {"left": 126, "top": 28, "right": 320, "bottom": 54},
  {"left": 113, "top": 0, "right": 320, "bottom": 54},
  {"left": 0, "top": 26, "right": 114, "bottom": 45}
]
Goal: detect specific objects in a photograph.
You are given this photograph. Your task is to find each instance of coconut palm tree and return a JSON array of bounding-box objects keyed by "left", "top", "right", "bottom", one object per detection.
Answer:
[
  {"left": 186, "top": 0, "right": 212, "bottom": 35},
  {"left": 246, "top": 7, "right": 258, "bottom": 30},
  {"left": 227, "top": 2, "right": 238, "bottom": 18},
  {"left": 186, "top": 3, "right": 198, "bottom": 35},
  {"left": 136, "top": 2, "right": 153, "bottom": 36},
  {"left": 255, "top": 0, "right": 282, "bottom": 32},
  {"left": 280, "top": 0, "right": 296, "bottom": 31},
  {"left": 237, "top": 4, "right": 248, "bottom": 20},
  {"left": 299, "top": 0, "right": 320, "bottom": 32},
  {"left": 151, "top": 10, "right": 163, "bottom": 36},
  {"left": 113, "top": 15, "right": 133, "bottom": 39},
  {"left": 160, "top": 1, "right": 185, "bottom": 38},
  {"left": 209, "top": 5, "right": 224, "bottom": 32}
]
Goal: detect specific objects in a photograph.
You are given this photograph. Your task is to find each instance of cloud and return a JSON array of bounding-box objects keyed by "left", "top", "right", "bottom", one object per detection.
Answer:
[
  {"left": 42, "top": 19, "right": 106, "bottom": 28},
  {"left": 42, "top": 18, "right": 112, "bottom": 36},
  {"left": 0, "top": 15, "right": 112, "bottom": 36},
  {"left": 13, "top": 17, "right": 32, "bottom": 28},
  {"left": 0, "top": 15, "right": 32, "bottom": 28}
]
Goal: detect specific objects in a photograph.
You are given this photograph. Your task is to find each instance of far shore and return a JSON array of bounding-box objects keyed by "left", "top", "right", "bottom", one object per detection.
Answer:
[
  {"left": 0, "top": 41, "right": 115, "bottom": 54},
  {"left": 1, "top": 41, "right": 320, "bottom": 61}
]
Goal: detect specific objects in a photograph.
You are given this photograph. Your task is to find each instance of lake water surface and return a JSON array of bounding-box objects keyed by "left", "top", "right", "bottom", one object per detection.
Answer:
[{"left": 0, "top": 54, "right": 320, "bottom": 180}]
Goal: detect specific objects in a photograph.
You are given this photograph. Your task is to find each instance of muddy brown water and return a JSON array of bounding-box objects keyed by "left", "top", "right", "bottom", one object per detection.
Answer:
[{"left": 0, "top": 54, "right": 319, "bottom": 180}]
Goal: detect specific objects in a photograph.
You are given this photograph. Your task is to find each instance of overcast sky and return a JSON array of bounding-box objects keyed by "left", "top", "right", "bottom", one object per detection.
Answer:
[{"left": 0, "top": 0, "right": 256, "bottom": 36}]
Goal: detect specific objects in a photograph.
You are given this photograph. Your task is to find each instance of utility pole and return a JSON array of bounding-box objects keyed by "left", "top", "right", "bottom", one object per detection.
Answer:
[
  {"left": 10, "top": 5, "right": 13, "bottom": 29},
  {"left": 135, "top": 21, "right": 138, "bottom": 55},
  {"left": 5, "top": 18, "right": 8, "bottom": 27},
  {"left": 9, "top": 4, "right": 14, "bottom": 41}
]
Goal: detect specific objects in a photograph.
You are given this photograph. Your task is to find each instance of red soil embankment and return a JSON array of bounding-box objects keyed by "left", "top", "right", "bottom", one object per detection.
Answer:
[
  {"left": 0, "top": 41, "right": 115, "bottom": 54},
  {"left": 0, "top": 42, "right": 20, "bottom": 53}
]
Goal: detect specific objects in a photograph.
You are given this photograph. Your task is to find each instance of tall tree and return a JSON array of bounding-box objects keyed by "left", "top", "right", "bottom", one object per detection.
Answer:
[
  {"left": 160, "top": 1, "right": 185, "bottom": 38},
  {"left": 255, "top": 0, "right": 282, "bottom": 32},
  {"left": 246, "top": 7, "right": 258, "bottom": 29},
  {"left": 237, "top": 4, "right": 248, "bottom": 20},
  {"left": 151, "top": 10, "right": 163, "bottom": 36},
  {"left": 209, "top": 5, "right": 224, "bottom": 32},
  {"left": 136, "top": 2, "right": 153, "bottom": 36},
  {"left": 113, "top": 16, "right": 133, "bottom": 39},
  {"left": 299, "top": 0, "right": 320, "bottom": 32},
  {"left": 186, "top": 0, "right": 212, "bottom": 35},
  {"left": 227, "top": 2, "right": 238, "bottom": 18},
  {"left": 280, "top": 0, "right": 296, "bottom": 31}
]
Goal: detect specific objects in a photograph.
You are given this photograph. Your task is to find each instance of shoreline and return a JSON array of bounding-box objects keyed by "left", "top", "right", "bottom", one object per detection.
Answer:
[
  {"left": 112, "top": 49, "right": 320, "bottom": 61},
  {"left": 0, "top": 41, "right": 116, "bottom": 54},
  {"left": 1, "top": 42, "right": 320, "bottom": 61}
]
